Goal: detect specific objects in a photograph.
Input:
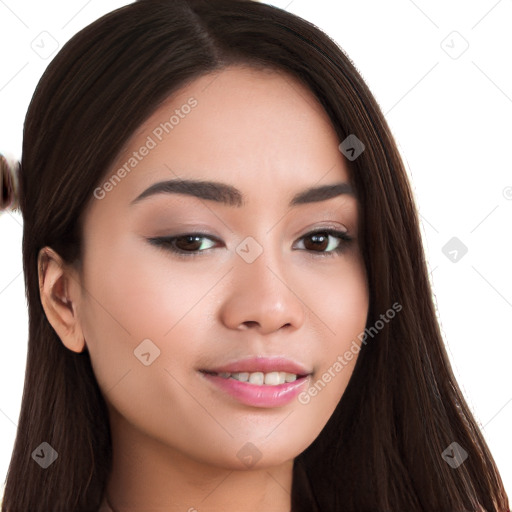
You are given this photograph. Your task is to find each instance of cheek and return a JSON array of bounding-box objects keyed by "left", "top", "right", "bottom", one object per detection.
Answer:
[
  {"left": 78, "top": 240, "right": 214, "bottom": 442},
  {"left": 81, "top": 235, "right": 208, "bottom": 339},
  {"left": 79, "top": 235, "right": 222, "bottom": 391},
  {"left": 297, "top": 256, "right": 368, "bottom": 407},
  {"left": 305, "top": 253, "right": 369, "bottom": 347}
]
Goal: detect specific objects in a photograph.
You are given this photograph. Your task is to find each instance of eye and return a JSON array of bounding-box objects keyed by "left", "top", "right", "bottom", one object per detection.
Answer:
[
  {"left": 293, "top": 229, "right": 353, "bottom": 257},
  {"left": 146, "top": 228, "right": 353, "bottom": 259},
  {"left": 147, "top": 233, "right": 219, "bottom": 259}
]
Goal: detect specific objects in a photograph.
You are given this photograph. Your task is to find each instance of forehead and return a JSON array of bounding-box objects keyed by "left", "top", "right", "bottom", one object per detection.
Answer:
[{"left": 90, "top": 65, "right": 353, "bottom": 215}]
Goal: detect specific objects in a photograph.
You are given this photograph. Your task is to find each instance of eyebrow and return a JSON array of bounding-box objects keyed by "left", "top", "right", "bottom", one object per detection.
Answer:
[{"left": 130, "top": 178, "right": 354, "bottom": 208}]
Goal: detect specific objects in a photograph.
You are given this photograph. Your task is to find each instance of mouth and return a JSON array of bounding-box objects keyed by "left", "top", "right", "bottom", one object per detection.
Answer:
[
  {"left": 200, "top": 370, "right": 309, "bottom": 386},
  {"left": 199, "top": 369, "right": 311, "bottom": 408},
  {"left": 198, "top": 356, "right": 312, "bottom": 386}
]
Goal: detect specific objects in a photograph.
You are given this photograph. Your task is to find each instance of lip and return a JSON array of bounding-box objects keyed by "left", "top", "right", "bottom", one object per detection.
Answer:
[
  {"left": 198, "top": 356, "right": 312, "bottom": 408},
  {"left": 200, "top": 372, "right": 311, "bottom": 408},
  {"left": 200, "top": 356, "right": 312, "bottom": 376}
]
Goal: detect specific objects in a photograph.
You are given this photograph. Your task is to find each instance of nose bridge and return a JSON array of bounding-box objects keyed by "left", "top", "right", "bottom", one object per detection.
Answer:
[
  {"left": 219, "top": 231, "right": 305, "bottom": 333},
  {"left": 235, "top": 230, "right": 284, "bottom": 296}
]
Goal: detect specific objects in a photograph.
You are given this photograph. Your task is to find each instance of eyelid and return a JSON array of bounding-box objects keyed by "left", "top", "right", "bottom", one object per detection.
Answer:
[{"left": 296, "top": 221, "right": 349, "bottom": 235}]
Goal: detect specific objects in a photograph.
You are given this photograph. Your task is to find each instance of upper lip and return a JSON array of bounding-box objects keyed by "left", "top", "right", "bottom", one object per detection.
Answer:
[{"left": 200, "top": 356, "right": 312, "bottom": 376}]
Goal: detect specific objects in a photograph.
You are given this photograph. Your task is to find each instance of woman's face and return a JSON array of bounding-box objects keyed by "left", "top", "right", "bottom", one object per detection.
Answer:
[{"left": 76, "top": 65, "right": 369, "bottom": 470}]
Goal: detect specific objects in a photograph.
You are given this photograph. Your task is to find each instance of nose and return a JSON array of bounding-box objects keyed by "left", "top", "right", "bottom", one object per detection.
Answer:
[{"left": 218, "top": 246, "right": 305, "bottom": 335}]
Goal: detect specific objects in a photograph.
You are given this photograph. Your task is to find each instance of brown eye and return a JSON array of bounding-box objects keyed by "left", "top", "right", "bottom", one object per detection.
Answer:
[
  {"left": 294, "top": 229, "right": 353, "bottom": 257},
  {"left": 147, "top": 233, "right": 219, "bottom": 259},
  {"left": 303, "top": 232, "right": 330, "bottom": 251},
  {"left": 173, "top": 235, "right": 207, "bottom": 252}
]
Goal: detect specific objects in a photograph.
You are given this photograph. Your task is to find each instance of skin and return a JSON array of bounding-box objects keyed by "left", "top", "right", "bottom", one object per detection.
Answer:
[{"left": 38, "top": 65, "right": 369, "bottom": 512}]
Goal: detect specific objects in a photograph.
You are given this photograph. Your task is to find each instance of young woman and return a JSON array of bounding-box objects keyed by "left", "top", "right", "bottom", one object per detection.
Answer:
[{"left": 1, "top": 0, "right": 509, "bottom": 510}]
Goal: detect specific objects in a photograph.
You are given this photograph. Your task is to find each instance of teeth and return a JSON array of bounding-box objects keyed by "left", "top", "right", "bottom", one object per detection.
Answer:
[
  {"left": 232, "top": 372, "right": 249, "bottom": 382},
  {"left": 249, "top": 372, "right": 264, "bottom": 385},
  {"left": 264, "top": 372, "right": 280, "bottom": 385},
  {"left": 214, "top": 371, "right": 300, "bottom": 385}
]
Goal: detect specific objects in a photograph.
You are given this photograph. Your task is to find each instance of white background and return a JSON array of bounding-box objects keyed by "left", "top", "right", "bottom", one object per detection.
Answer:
[{"left": 1, "top": 0, "right": 511, "bottom": 500}]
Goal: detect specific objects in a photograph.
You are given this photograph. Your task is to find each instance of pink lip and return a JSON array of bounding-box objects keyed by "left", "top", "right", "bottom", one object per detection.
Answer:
[
  {"left": 200, "top": 372, "right": 310, "bottom": 408},
  {"left": 198, "top": 356, "right": 312, "bottom": 408},
  {"left": 200, "top": 356, "right": 311, "bottom": 375}
]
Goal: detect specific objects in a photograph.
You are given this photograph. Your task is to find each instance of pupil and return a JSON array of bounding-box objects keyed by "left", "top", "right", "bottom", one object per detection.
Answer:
[
  {"left": 310, "top": 233, "right": 327, "bottom": 250},
  {"left": 179, "top": 235, "right": 201, "bottom": 250}
]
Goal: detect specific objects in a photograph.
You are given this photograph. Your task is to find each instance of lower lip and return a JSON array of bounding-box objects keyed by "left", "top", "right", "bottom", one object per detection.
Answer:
[{"left": 200, "top": 372, "right": 310, "bottom": 408}]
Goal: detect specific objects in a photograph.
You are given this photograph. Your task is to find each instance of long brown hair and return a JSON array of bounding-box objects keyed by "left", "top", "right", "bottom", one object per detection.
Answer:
[{"left": 1, "top": 0, "right": 509, "bottom": 510}]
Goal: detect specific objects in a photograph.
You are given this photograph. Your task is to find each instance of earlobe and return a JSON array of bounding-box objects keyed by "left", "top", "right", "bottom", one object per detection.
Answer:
[{"left": 38, "top": 247, "right": 86, "bottom": 353}]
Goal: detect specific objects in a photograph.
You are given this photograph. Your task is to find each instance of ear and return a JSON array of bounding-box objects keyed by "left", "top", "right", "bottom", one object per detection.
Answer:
[{"left": 38, "top": 246, "right": 86, "bottom": 353}]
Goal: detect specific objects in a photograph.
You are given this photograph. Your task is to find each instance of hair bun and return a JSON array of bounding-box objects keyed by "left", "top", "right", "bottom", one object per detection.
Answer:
[{"left": 0, "top": 153, "right": 20, "bottom": 212}]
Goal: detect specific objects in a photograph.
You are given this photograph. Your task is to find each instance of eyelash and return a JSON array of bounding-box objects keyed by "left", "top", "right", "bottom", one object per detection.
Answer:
[{"left": 147, "top": 228, "right": 353, "bottom": 260}]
